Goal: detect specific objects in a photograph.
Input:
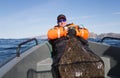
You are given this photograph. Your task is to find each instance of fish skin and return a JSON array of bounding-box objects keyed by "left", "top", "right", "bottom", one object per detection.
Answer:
[{"left": 58, "top": 36, "right": 104, "bottom": 78}]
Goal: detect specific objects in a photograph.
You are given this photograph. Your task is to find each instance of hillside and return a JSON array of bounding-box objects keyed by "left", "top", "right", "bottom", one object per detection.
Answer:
[{"left": 89, "top": 32, "right": 120, "bottom": 39}]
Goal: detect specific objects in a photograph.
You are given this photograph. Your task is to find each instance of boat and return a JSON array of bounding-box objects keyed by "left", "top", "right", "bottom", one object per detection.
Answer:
[{"left": 0, "top": 37, "right": 120, "bottom": 78}]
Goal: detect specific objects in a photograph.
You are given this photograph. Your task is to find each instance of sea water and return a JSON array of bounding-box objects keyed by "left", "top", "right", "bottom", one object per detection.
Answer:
[
  {"left": 0, "top": 38, "right": 45, "bottom": 67},
  {"left": 0, "top": 38, "right": 120, "bottom": 67}
]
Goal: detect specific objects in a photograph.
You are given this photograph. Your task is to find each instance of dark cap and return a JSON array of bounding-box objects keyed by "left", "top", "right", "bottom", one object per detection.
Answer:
[{"left": 57, "top": 14, "right": 66, "bottom": 21}]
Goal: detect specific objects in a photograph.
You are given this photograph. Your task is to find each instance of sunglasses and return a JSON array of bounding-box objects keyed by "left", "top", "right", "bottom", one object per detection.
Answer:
[{"left": 58, "top": 19, "right": 66, "bottom": 22}]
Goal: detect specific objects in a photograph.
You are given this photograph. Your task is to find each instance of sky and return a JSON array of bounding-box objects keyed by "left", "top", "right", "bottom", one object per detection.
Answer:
[{"left": 0, "top": 0, "right": 120, "bottom": 38}]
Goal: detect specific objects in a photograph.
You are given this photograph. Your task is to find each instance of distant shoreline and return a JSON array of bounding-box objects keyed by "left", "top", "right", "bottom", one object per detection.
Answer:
[{"left": 89, "top": 32, "right": 120, "bottom": 39}]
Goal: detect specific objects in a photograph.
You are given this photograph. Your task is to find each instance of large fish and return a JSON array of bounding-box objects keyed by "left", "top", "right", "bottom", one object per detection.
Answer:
[{"left": 58, "top": 28, "right": 104, "bottom": 78}]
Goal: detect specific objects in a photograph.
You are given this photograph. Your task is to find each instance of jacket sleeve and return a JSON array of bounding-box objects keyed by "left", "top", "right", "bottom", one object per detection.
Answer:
[
  {"left": 47, "top": 27, "right": 67, "bottom": 40},
  {"left": 76, "top": 27, "right": 89, "bottom": 40}
]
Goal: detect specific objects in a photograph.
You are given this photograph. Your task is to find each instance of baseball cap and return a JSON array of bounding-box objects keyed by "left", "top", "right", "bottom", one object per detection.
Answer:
[{"left": 57, "top": 14, "right": 66, "bottom": 21}]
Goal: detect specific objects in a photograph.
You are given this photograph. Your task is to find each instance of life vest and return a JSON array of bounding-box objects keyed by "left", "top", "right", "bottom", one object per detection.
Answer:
[{"left": 47, "top": 23, "right": 89, "bottom": 40}]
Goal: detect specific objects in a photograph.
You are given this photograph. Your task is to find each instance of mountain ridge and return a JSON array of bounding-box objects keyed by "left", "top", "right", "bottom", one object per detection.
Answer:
[{"left": 89, "top": 32, "right": 120, "bottom": 39}]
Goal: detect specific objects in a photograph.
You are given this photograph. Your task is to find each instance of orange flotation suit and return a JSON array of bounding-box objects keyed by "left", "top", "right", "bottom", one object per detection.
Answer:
[{"left": 47, "top": 23, "right": 89, "bottom": 40}]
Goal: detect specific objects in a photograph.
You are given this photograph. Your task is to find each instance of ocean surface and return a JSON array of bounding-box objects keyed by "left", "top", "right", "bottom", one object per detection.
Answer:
[{"left": 0, "top": 38, "right": 120, "bottom": 67}]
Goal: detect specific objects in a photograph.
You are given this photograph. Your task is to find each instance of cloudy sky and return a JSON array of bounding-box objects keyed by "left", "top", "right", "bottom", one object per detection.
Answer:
[{"left": 0, "top": 0, "right": 120, "bottom": 38}]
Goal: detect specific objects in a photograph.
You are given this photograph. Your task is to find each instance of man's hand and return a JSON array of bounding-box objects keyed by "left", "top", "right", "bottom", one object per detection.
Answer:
[{"left": 67, "top": 27, "right": 76, "bottom": 37}]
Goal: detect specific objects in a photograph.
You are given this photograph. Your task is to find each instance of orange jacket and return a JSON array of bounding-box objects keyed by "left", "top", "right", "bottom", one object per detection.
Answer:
[{"left": 47, "top": 23, "right": 89, "bottom": 40}]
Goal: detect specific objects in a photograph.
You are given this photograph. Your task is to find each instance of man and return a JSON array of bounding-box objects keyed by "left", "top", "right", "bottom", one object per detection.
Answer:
[{"left": 47, "top": 14, "right": 89, "bottom": 78}]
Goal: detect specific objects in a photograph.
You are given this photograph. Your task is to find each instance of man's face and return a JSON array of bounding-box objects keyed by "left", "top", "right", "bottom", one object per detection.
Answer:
[{"left": 58, "top": 19, "right": 67, "bottom": 27}]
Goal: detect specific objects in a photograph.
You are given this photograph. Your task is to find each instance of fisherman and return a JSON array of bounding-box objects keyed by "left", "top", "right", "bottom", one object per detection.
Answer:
[
  {"left": 47, "top": 14, "right": 89, "bottom": 40},
  {"left": 47, "top": 14, "right": 89, "bottom": 78}
]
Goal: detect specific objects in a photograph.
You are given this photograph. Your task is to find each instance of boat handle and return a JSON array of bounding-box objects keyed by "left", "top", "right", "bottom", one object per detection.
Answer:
[
  {"left": 100, "top": 37, "right": 120, "bottom": 43},
  {"left": 16, "top": 38, "right": 38, "bottom": 57}
]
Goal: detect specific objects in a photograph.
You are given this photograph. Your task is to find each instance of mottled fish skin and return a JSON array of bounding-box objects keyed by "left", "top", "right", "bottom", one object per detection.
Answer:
[{"left": 58, "top": 36, "right": 104, "bottom": 78}]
